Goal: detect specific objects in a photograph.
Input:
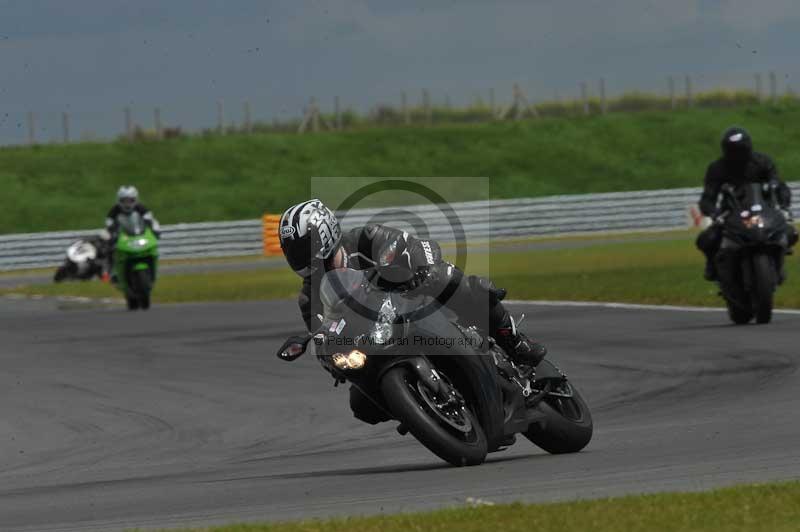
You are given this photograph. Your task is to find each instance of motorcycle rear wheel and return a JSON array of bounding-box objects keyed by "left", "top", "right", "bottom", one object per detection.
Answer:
[
  {"left": 381, "top": 366, "right": 487, "bottom": 467},
  {"left": 752, "top": 253, "right": 775, "bottom": 324},
  {"left": 524, "top": 381, "right": 593, "bottom": 454}
]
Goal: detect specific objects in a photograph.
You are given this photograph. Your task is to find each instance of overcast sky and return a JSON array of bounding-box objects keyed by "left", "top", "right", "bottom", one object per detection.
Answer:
[{"left": 1, "top": 0, "right": 799, "bottom": 144}]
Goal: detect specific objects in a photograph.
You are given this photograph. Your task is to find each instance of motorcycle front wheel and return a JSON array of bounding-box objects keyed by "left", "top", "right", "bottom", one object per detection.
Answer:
[
  {"left": 129, "top": 268, "right": 152, "bottom": 311},
  {"left": 752, "top": 253, "right": 775, "bottom": 324},
  {"left": 381, "top": 366, "right": 488, "bottom": 467}
]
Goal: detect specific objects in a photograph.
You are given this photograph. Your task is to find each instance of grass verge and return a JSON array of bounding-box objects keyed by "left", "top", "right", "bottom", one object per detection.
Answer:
[
  {"left": 3, "top": 233, "right": 799, "bottom": 308},
  {"left": 152, "top": 480, "right": 800, "bottom": 532},
  {"left": 3, "top": 104, "right": 800, "bottom": 233}
]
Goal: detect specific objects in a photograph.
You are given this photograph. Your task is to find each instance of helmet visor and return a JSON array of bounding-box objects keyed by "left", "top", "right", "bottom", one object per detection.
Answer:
[
  {"left": 283, "top": 233, "right": 319, "bottom": 277},
  {"left": 119, "top": 197, "right": 136, "bottom": 212}
]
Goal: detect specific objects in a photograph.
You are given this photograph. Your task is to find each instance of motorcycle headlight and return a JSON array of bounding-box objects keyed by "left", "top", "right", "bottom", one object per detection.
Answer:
[
  {"left": 331, "top": 350, "right": 367, "bottom": 370},
  {"left": 743, "top": 215, "right": 764, "bottom": 229}
]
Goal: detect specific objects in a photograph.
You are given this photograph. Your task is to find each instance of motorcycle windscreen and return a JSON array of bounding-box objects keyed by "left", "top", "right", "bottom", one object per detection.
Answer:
[
  {"left": 319, "top": 269, "right": 386, "bottom": 330},
  {"left": 117, "top": 212, "right": 146, "bottom": 236}
]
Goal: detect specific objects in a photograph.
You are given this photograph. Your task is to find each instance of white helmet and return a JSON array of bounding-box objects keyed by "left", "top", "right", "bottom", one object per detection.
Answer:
[
  {"left": 279, "top": 199, "right": 342, "bottom": 277},
  {"left": 117, "top": 185, "right": 139, "bottom": 213}
]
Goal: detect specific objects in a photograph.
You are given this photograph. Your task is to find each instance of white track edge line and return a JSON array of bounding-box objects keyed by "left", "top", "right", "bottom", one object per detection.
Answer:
[{"left": 505, "top": 299, "right": 800, "bottom": 315}]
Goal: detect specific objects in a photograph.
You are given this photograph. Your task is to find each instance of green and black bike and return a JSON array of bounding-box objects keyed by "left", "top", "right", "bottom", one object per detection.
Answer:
[{"left": 113, "top": 212, "right": 159, "bottom": 310}]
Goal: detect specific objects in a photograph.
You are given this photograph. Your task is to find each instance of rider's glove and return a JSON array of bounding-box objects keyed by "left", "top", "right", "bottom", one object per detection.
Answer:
[
  {"left": 407, "top": 265, "right": 432, "bottom": 291},
  {"left": 780, "top": 209, "right": 794, "bottom": 222},
  {"left": 412, "top": 262, "right": 456, "bottom": 296}
]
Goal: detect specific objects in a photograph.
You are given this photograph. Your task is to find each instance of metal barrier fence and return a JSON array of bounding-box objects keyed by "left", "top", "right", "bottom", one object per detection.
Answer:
[{"left": 2, "top": 183, "right": 798, "bottom": 271}]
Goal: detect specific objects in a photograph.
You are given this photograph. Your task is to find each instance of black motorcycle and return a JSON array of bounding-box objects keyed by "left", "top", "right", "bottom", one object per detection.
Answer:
[
  {"left": 277, "top": 268, "right": 593, "bottom": 467},
  {"left": 714, "top": 182, "right": 791, "bottom": 324}
]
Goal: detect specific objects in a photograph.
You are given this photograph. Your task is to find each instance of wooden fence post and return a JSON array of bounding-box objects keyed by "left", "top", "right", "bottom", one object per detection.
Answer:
[
  {"left": 62, "top": 112, "right": 70, "bottom": 143},
  {"left": 154, "top": 107, "right": 162, "bottom": 138},
  {"left": 27, "top": 112, "right": 35, "bottom": 145},
  {"left": 514, "top": 84, "right": 523, "bottom": 120},
  {"left": 668, "top": 76, "right": 676, "bottom": 110},
  {"left": 311, "top": 98, "right": 320, "bottom": 132},
  {"left": 599, "top": 78, "right": 607, "bottom": 114},
  {"left": 755, "top": 73, "right": 763, "bottom": 102},
  {"left": 422, "top": 89, "right": 432, "bottom": 125},
  {"left": 769, "top": 71, "right": 777, "bottom": 103},
  {"left": 243, "top": 101, "right": 252, "bottom": 133},
  {"left": 124, "top": 107, "right": 132, "bottom": 139},
  {"left": 497, "top": 84, "right": 537, "bottom": 121},
  {"left": 217, "top": 100, "right": 225, "bottom": 133},
  {"left": 581, "top": 82, "right": 589, "bottom": 115},
  {"left": 685, "top": 75, "right": 693, "bottom": 108},
  {"left": 298, "top": 98, "right": 327, "bottom": 134}
]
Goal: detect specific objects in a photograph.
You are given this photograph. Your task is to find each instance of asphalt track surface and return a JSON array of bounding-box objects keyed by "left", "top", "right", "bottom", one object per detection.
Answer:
[{"left": 1, "top": 297, "right": 799, "bottom": 531}]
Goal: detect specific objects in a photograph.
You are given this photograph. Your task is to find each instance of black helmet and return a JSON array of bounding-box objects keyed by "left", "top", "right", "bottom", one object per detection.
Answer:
[
  {"left": 279, "top": 199, "right": 342, "bottom": 277},
  {"left": 720, "top": 126, "right": 753, "bottom": 165}
]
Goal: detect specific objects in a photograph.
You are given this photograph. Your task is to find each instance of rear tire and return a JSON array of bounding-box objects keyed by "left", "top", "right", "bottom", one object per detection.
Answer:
[
  {"left": 524, "top": 383, "right": 593, "bottom": 454},
  {"left": 752, "top": 254, "right": 775, "bottom": 324},
  {"left": 381, "top": 366, "right": 487, "bottom": 467}
]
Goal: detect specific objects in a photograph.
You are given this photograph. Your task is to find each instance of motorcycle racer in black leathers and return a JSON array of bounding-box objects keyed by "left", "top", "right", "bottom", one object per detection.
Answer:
[
  {"left": 278, "top": 199, "right": 547, "bottom": 425},
  {"left": 696, "top": 127, "right": 797, "bottom": 281}
]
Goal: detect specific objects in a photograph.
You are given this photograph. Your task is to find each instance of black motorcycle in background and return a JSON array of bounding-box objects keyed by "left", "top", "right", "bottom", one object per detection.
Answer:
[
  {"left": 714, "top": 182, "right": 791, "bottom": 324},
  {"left": 278, "top": 268, "right": 593, "bottom": 467}
]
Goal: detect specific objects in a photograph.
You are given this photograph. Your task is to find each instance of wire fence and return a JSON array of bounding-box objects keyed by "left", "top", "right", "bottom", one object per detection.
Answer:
[{"left": 3, "top": 70, "right": 798, "bottom": 145}]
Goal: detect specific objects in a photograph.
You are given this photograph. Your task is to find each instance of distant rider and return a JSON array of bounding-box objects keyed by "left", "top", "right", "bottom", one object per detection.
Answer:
[
  {"left": 105, "top": 186, "right": 161, "bottom": 238},
  {"left": 696, "top": 127, "right": 797, "bottom": 281},
  {"left": 104, "top": 186, "right": 161, "bottom": 278},
  {"left": 277, "top": 199, "right": 547, "bottom": 425}
]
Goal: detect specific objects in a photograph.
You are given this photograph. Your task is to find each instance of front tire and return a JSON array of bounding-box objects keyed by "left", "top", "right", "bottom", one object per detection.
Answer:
[
  {"left": 126, "top": 296, "right": 140, "bottom": 311},
  {"left": 53, "top": 265, "right": 69, "bottom": 283},
  {"left": 130, "top": 269, "right": 152, "bottom": 311},
  {"left": 752, "top": 253, "right": 775, "bottom": 324},
  {"left": 381, "top": 366, "right": 488, "bottom": 467},
  {"left": 726, "top": 301, "right": 753, "bottom": 325},
  {"left": 524, "top": 382, "right": 593, "bottom": 454}
]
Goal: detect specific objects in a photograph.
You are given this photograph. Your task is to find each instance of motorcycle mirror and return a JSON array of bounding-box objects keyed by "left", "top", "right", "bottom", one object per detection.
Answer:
[{"left": 276, "top": 335, "right": 312, "bottom": 361}]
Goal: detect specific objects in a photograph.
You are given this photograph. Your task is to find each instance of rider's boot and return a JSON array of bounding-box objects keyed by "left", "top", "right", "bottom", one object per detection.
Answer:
[
  {"left": 704, "top": 257, "right": 718, "bottom": 281},
  {"left": 777, "top": 253, "right": 788, "bottom": 285},
  {"left": 495, "top": 314, "right": 547, "bottom": 367}
]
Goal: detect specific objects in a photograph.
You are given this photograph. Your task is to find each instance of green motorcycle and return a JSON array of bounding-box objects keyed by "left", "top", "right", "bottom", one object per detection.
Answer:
[{"left": 113, "top": 212, "right": 159, "bottom": 310}]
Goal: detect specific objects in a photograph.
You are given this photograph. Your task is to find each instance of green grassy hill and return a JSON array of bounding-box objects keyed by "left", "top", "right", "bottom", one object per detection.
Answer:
[{"left": 2, "top": 103, "right": 799, "bottom": 234}]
